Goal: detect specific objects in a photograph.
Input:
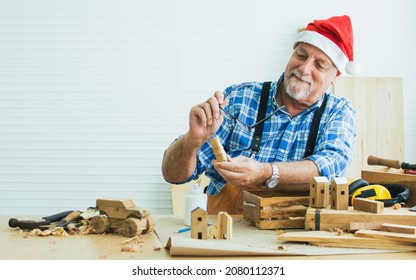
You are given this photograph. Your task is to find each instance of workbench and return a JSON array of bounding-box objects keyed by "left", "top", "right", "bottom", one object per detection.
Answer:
[{"left": 1, "top": 215, "right": 415, "bottom": 260}]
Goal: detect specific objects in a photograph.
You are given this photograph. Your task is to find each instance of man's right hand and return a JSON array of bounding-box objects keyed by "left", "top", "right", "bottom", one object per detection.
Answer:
[{"left": 188, "top": 90, "right": 225, "bottom": 146}]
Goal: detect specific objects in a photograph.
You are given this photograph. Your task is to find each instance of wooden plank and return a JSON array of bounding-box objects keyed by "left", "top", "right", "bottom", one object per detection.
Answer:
[
  {"left": 305, "top": 207, "right": 416, "bottom": 231},
  {"left": 348, "top": 222, "right": 383, "bottom": 231},
  {"left": 260, "top": 205, "right": 307, "bottom": 219},
  {"left": 257, "top": 218, "right": 305, "bottom": 230},
  {"left": 278, "top": 230, "right": 416, "bottom": 250},
  {"left": 243, "top": 190, "right": 309, "bottom": 207},
  {"left": 355, "top": 229, "right": 416, "bottom": 244},
  {"left": 334, "top": 77, "right": 404, "bottom": 179},
  {"left": 380, "top": 223, "right": 416, "bottom": 234}
]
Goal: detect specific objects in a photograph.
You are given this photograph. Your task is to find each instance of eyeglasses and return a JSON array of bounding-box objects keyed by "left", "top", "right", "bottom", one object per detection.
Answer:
[{"left": 219, "top": 84, "right": 284, "bottom": 132}]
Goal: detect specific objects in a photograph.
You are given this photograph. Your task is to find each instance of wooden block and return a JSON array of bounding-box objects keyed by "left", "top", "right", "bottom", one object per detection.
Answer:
[
  {"left": 208, "top": 224, "right": 218, "bottom": 239},
  {"left": 355, "top": 229, "right": 416, "bottom": 244},
  {"left": 380, "top": 223, "right": 416, "bottom": 234},
  {"left": 305, "top": 206, "right": 416, "bottom": 231},
  {"left": 121, "top": 217, "right": 148, "bottom": 237},
  {"left": 330, "top": 177, "right": 349, "bottom": 210},
  {"left": 191, "top": 207, "right": 208, "bottom": 240},
  {"left": 353, "top": 198, "right": 384, "bottom": 213},
  {"left": 89, "top": 215, "right": 111, "bottom": 234},
  {"left": 210, "top": 136, "right": 227, "bottom": 162},
  {"left": 217, "top": 211, "right": 232, "bottom": 239},
  {"left": 309, "top": 177, "right": 330, "bottom": 208}
]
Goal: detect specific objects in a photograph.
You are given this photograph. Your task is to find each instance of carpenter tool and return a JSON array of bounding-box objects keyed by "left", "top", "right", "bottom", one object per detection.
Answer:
[
  {"left": 40, "top": 210, "right": 82, "bottom": 230},
  {"left": 367, "top": 155, "right": 416, "bottom": 174},
  {"left": 8, "top": 210, "right": 74, "bottom": 230}
]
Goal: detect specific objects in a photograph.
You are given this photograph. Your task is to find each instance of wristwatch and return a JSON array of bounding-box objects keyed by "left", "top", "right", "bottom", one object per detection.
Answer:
[{"left": 265, "top": 163, "right": 280, "bottom": 189}]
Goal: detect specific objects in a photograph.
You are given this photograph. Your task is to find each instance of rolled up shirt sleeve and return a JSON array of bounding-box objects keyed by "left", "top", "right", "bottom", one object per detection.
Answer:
[{"left": 307, "top": 99, "right": 356, "bottom": 180}]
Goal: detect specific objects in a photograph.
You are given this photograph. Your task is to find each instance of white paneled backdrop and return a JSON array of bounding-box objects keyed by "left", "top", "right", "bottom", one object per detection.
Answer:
[{"left": 1, "top": 0, "right": 415, "bottom": 215}]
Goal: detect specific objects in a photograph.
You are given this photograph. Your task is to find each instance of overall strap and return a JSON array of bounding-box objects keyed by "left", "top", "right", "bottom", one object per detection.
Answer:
[
  {"left": 250, "top": 81, "right": 271, "bottom": 153},
  {"left": 303, "top": 94, "right": 328, "bottom": 158}
]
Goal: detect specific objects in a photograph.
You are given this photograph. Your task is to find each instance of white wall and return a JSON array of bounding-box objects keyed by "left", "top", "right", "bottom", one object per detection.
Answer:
[{"left": 1, "top": 0, "right": 415, "bottom": 215}]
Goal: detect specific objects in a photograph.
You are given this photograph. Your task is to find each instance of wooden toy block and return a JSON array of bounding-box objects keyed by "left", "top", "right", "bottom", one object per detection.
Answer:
[
  {"left": 208, "top": 211, "right": 233, "bottom": 239},
  {"left": 353, "top": 198, "right": 384, "bottom": 213},
  {"left": 191, "top": 207, "right": 208, "bottom": 240},
  {"left": 309, "top": 177, "right": 330, "bottom": 208},
  {"left": 210, "top": 136, "right": 227, "bottom": 162},
  {"left": 330, "top": 177, "right": 349, "bottom": 210},
  {"left": 217, "top": 211, "right": 232, "bottom": 239},
  {"left": 208, "top": 224, "right": 218, "bottom": 239}
]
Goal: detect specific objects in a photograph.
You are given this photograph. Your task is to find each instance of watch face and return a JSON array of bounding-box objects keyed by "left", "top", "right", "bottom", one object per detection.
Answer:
[{"left": 267, "top": 179, "right": 279, "bottom": 189}]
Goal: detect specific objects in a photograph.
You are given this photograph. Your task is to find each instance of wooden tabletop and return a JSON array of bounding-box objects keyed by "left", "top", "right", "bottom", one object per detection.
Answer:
[{"left": 1, "top": 215, "right": 416, "bottom": 260}]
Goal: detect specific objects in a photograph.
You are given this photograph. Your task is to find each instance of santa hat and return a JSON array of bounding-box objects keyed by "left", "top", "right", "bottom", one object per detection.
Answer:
[{"left": 294, "top": 15, "right": 360, "bottom": 75}]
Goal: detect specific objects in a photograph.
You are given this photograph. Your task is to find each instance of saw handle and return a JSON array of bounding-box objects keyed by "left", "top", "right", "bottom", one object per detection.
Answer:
[{"left": 367, "top": 155, "right": 401, "bottom": 169}]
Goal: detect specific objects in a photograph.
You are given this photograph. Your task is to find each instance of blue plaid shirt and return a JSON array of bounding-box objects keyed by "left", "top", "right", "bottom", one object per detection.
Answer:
[{"left": 185, "top": 74, "right": 356, "bottom": 195}]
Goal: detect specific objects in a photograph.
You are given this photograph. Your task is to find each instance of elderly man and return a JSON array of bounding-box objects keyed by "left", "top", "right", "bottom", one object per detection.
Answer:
[{"left": 162, "top": 15, "right": 357, "bottom": 214}]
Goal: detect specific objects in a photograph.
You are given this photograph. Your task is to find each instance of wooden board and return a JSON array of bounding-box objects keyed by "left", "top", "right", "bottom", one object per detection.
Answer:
[
  {"left": 355, "top": 229, "right": 416, "bottom": 244},
  {"left": 333, "top": 77, "right": 404, "bottom": 179},
  {"left": 305, "top": 206, "right": 416, "bottom": 231},
  {"left": 278, "top": 230, "right": 416, "bottom": 250}
]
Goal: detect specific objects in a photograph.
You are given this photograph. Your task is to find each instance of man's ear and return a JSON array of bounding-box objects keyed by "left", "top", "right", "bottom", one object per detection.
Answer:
[{"left": 331, "top": 71, "right": 341, "bottom": 86}]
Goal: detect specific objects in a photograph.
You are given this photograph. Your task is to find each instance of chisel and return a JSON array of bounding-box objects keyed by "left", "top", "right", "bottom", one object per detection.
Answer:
[
  {"left": 40, "top": 210, "right": 82, "bottom": 230},
  {"left": 8, "top": 210, "right": 74, "bottom": 230},
  {"left": 367, "top": 155, "right": 416, "bottom": 174}
]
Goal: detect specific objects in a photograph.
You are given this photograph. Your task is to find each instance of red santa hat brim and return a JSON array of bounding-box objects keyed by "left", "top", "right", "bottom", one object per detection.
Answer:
[{"left": 293, "top": 15, "right": 360, "bottom": 75}]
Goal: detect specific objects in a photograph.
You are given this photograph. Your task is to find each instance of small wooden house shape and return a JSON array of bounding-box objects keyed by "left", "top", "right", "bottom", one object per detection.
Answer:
[
  {"left": 309, "top": 176, "right": 330, "bottom": 208},
  {"left": 330, "top": 177, "right": 349, "bottom": 210},
  {"left": 191, "top": 207, "right": 208, "bottom": 240},
  {"left": 209, "top": 211, "right": 232, "bottom": 240}
]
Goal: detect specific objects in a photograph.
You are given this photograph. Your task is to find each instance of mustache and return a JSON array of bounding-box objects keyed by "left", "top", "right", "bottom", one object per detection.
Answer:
[{"left": 289, "top": 69, "right": 312, "bottom": 84}]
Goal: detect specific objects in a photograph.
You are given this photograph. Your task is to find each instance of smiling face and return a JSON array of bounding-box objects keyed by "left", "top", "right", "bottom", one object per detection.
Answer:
[{"left": 284, "top": 43, "right": 340, "bottom": 103}]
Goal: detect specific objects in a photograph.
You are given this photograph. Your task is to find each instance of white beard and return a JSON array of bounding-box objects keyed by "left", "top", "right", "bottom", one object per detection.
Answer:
[{"left": 284, "top": 69, "right": 315, "bottom": 100}]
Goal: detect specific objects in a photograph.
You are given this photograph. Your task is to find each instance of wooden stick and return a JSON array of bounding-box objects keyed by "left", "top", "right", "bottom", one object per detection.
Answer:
[{"left": 210, "top": 136, "right": 227, "bottom": 162}]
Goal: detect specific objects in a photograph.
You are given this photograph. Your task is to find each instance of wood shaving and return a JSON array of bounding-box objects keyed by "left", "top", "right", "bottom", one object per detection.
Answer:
[
  {"left": 392, "top": 203, "right": 401, "bottom": 210},
  {"left": 276, "top": 230, "right": 285, "bottom": 235},
  {"left": 27, "top": 227, "right": 68, "bottom": 237},
  {"left": 121, "top": 244, "right": 138, "bottom": 252},
  {"left": 122, "top": 236, "right": 140, "bottom": 244}
]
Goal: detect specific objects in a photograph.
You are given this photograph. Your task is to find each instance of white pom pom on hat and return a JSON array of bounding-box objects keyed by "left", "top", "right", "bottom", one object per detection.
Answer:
[
  {"left": 294, "top": 15, "right": 359, "bottom": 75},
  {"left": 345, "top": 61, "right": 361, "bottom": 75}
]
